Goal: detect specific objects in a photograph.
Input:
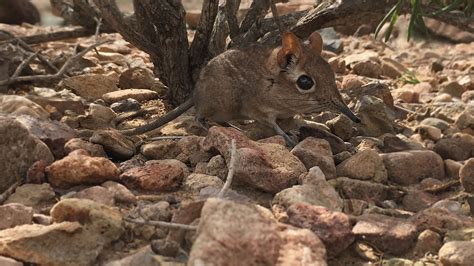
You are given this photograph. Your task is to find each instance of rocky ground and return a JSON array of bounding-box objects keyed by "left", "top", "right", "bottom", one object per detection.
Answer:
[{"left": 0, "top": 4, "right": 473, "bottom": 266}]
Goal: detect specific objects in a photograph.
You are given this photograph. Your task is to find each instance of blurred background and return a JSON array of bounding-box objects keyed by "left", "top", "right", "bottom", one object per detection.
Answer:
[{"left": 30, "top": 0, "right": 226, "bottom": 25}]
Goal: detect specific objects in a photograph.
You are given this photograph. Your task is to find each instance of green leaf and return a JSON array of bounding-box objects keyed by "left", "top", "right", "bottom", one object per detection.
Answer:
[
  {"left": 432, "top": 0, "right": 464, "bottom": 16},
  {"left": 375, "top": 3, "right": 400, "bottom": 39}
]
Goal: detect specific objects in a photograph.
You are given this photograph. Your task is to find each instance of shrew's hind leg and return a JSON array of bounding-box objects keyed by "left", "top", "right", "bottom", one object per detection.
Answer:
[
  {"left": 195, "top": 116, "right": 210, "bottom": 131},
  {"left": 217, "top": 121, "right": 243, "bottom": 131},
  {"left": 258, "top": 118, "right": 297, "bottom": 147}
]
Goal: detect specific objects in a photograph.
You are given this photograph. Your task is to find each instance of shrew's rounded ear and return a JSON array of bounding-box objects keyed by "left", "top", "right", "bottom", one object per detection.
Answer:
[
  {"left": 277, "top": 32, "right": 302, "bottom": 69},
  {"left": 308, "top": 31, "right": 323, "bottom": 55},
  {"left": 308, "top": 31, "right": 323, "bottom": 54}
]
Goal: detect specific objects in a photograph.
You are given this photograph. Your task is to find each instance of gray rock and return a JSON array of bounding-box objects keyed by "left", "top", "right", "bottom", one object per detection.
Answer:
[
  {"left": 420, "top": 117, "right": 450, "bottom": 131},
  {"left": 355, "top": 95, "right": 395, "bottom": 137},
  {"left": 352, "top": 214, "right": 417, "bottom": 255},
  {"left": 0, "top": 203, "right": 34, "bottom": 230},
  {"left": 460, "top": 158, "right": 474, "bottom": 193},
  {"left": 291, "top": 137, "right": 336, "bottom": 180},
  {"left": 183, "top": 173, "right": 224, "bottom": 192},
  {"left": 0, "top": 116, "right": 54, "bottom": 193},
  {"left": 336, "top": 149, "right": 387, "bottom": 183},
  {"left": 189, "top": 198, "right": 327, "bottom": 265},
  {"left": 433, "top": 133, "right": 474, "bottom": 161},
  {"left": 5, "top": 183, "right": 56, "bottom": 210},
  {"left": 90, "top": 130, "right": 135, "bottom": 160},
  {"left": 287, "top": 203, "right": 354, "bottom": 255},
  {"left": 332, "top": 177, "right": 399, "bottom": 203}
]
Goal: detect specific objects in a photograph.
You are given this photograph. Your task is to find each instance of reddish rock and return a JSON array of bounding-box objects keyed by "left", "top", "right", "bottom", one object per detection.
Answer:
[
  {"left": 352, "top": 214, "right": 417, "bottom": 255},
  {"left": 141, "top": 140, "right": 180, "bottom": 160},
  {"left": 460, "top": 158, "right": 474, "bottom": 193},
  {"left": 409, "top": 207, "right": 474, "bottom": 232},
  {"left": 58, "top": 74, "right": 118, "bottom": 101},
  {"left": 26, "top": 160, "right": 47, "bottom": 184},
  {"left": 287, "top": 203, "right": 354, "bottom": 255},
  {"left": 401, "top": 190, "right": 439, "bottom": 212},
  {"left": 118, "top": 67, "right": 155, "bottom": 89},
  {"left": 176, "top": 136, "right": 212, "bottom": 166},
  {"left": 120, "top": 159, "right": 188, "bottom": 191},
  {"left": 202, "top": 127, "right": 306, "bottom": 193},
  {"left": 0, "top": 203, "right": 34, "bottom": 230},
  {"left": 352, "top": 60, "right": 382, "bottom": 78},
  {"left": 341, "top": 74, "right": 365, "bottom": 90},
  {"left": 188, "top": 198, "right": 326, "bottom": 265},
  {"left": 15, "top": 115, "right": 76, "bottom": 159},
  {"left": 46, "top": 153, "right": 119, "bottom": 188},
  {"left": 381, "top": 150, "right": 445, "bottom": 185},
  {"left": 333, "top": 177, "right": 398, "bottom": 204},
  {"left": 291, "top": 137, "right": 336, "bottom": 180},
  {"left": 336, "top": 149, "right": 387, "bottom": 183}
]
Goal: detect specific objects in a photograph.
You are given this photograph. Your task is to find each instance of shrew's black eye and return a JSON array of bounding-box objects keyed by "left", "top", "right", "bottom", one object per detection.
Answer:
[{"left": 296, "top": 75, "right": 314, "bottom": 90}]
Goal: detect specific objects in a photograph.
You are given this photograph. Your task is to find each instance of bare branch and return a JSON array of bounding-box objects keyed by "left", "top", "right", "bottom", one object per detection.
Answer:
[
  {"left": 189, "top": 0, "right": 219, "bottom": 79},
  {"left": 0, "top": 30, "right": 59, "bottom": 74},
  {"left": 225, "top": 0, "right": 241, "bottom": 40},
  {"left": 0, "top": 40, "right": 110, "bottom": 86},
  {"left": 218, "top": 139, "right": 237, "bottom": 198},
  {"left": 93, "top": 0, "right": 154, "bottom": 53}
]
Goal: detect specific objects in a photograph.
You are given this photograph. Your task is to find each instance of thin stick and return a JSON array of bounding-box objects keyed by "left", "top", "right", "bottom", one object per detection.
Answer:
[
  {"left": 218, "top": 139, "right": 237, "bottom": 198},
  {"left": 0, "top": 181, "right": 20, "bottom": 204},
  {"left": 0, "top": 40, "right": 110, "bottom": 86},
  {"left": 0, "top": 30, "right": 60, "bottom": 74},
  {"left": 9, "top": 52, "right": 38, "bottom": 81},
  {"left": 123, "top": 217, "right": 197, "bottom": 231}
]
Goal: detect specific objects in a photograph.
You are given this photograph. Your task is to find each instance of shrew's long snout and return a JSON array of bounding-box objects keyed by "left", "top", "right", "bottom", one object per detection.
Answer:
[{"left": 332, "top": 101, "right": 361, "bottom": 123}]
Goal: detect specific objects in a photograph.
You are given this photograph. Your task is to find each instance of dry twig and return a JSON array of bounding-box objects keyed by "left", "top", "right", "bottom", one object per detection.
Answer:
[
  {"left": 0, "top": 40, "right": 110, "bottom": 86},
  {"left": 218, "top": 139, "right": 237, "bottom": 198},
  {"left": 0, "top": 181, "right": 20, "bottom": 204},
  {"left": 123, "top": 217, "right": 197, "bottom": 231}
]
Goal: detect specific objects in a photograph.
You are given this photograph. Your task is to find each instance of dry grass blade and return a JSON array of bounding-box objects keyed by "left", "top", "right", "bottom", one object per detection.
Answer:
[{"left": 218, "top": 139, "right": 237, "bottom": 198}]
